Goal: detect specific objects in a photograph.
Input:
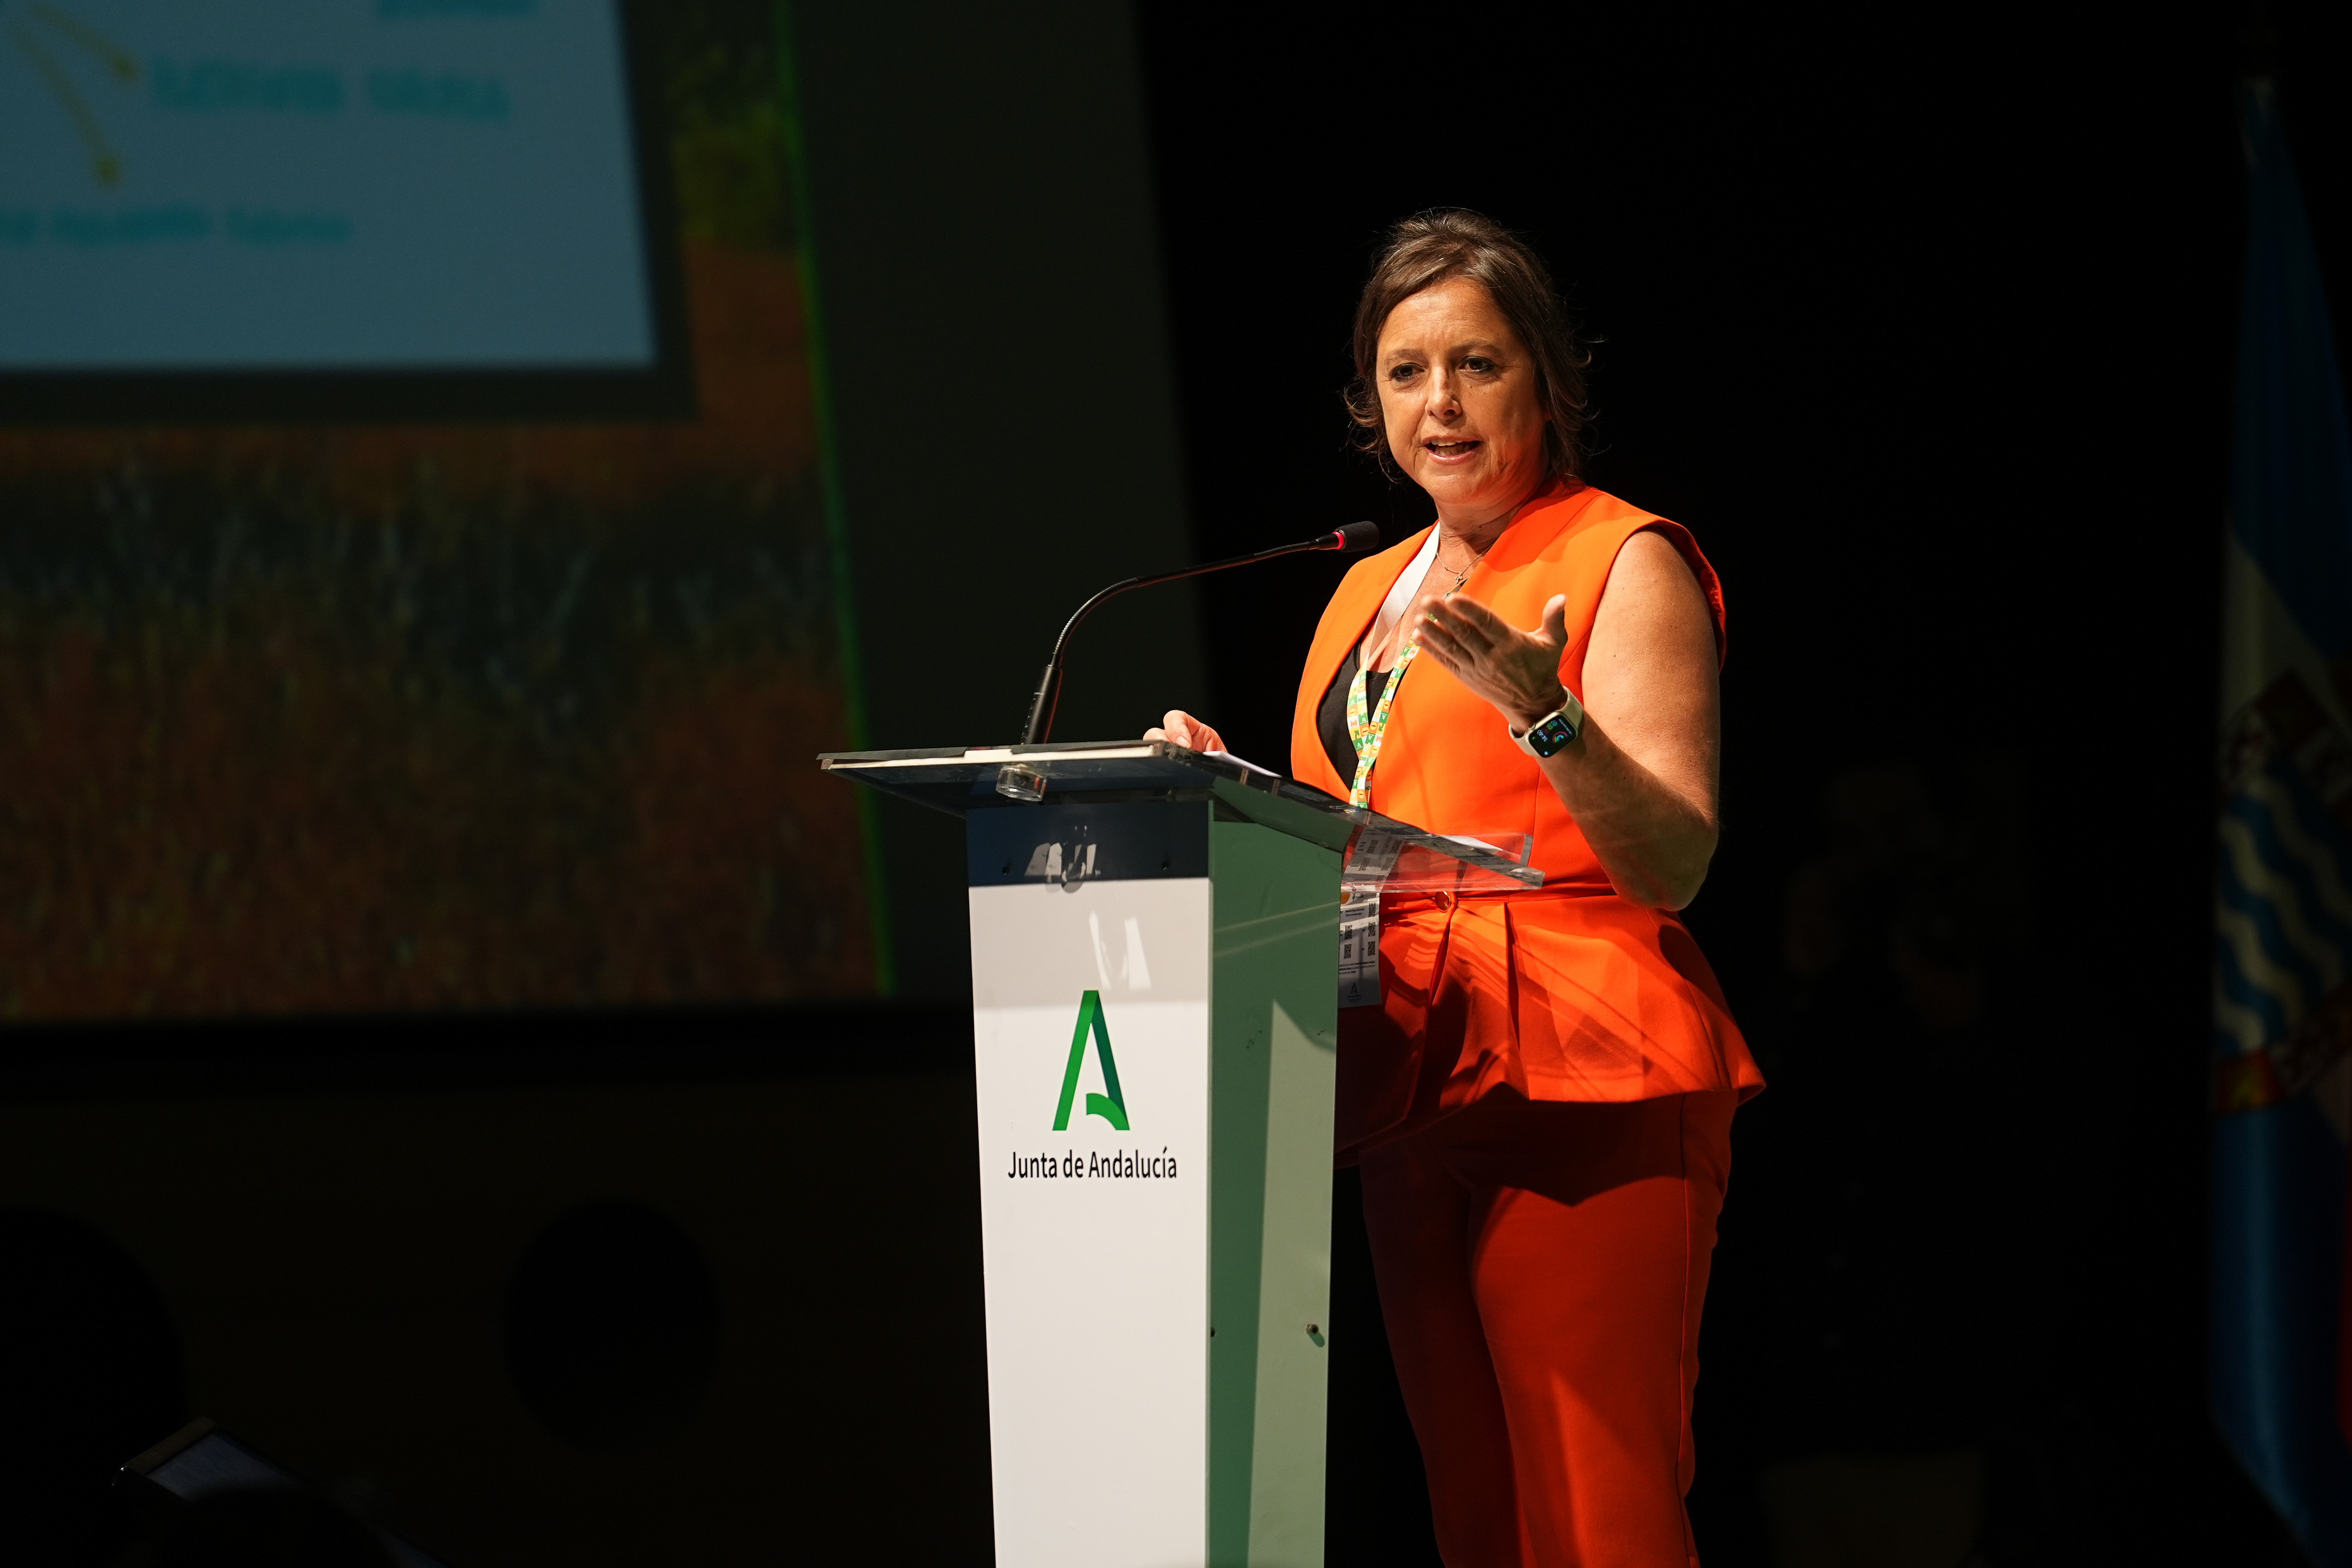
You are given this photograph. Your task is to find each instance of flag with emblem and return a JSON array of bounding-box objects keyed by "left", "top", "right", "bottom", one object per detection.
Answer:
[{"left": 2211, "top": 80, "right": 2352, "bottom": 1565}]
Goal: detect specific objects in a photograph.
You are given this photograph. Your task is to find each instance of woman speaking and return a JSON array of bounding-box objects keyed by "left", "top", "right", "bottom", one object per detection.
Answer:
[{"left": 1153, "top": 210, "right": 1763, "bottom": 1567}]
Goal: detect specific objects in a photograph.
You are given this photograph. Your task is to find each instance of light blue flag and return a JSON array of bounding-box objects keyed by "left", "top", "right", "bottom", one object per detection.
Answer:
[{"left": 2211, "top": 79, "right": 2352, "bottom": 1565}]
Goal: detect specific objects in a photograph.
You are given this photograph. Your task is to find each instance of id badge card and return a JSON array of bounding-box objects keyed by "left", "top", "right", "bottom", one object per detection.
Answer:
[{"left": 1338, "top": 884, "right": 1382, "bottom": 1009}]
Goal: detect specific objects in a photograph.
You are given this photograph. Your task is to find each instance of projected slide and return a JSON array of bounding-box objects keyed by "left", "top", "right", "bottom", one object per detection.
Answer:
[{"left": 0, "top": 0, "right": 655, "bottom": 370}]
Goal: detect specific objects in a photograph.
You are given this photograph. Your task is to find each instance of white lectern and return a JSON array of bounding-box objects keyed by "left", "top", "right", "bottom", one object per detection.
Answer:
[{"left": 820, "top": 742, "right": 1536, "bottom": 1568}]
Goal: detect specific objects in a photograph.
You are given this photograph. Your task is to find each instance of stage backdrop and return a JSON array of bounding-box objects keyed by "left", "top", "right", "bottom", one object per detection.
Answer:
[{"left": 0, "top": 0, "right": 878, "bottom": 1016}]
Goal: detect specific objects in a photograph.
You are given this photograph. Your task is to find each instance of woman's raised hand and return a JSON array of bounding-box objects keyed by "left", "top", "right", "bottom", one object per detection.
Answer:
[
  {"left": 1410, "top": 591, "right": 1572, "bottom": 728},
  {"left": 1145, "top": 710, "right": 1226, "bottom": 754}
]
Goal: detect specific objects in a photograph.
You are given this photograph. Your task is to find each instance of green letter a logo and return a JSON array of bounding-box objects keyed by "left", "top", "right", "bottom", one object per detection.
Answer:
[{"left": 1052, "top": 989, "right": 1129, "bottom": 1131}]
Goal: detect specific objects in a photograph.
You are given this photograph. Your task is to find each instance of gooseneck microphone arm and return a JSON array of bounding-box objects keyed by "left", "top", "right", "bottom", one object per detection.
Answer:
[{"left": 1019, "top": 520, "right": 1381, "bottom": 745}]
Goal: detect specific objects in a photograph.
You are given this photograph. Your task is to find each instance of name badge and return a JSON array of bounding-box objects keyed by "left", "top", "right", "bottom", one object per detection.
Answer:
[{"left": 1338, "top": 884, "right": 1382, "bottom": 1009}]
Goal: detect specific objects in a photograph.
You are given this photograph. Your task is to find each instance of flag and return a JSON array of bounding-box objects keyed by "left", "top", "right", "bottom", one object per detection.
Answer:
[{"left": 2212, "top": 79, "right": 2352, "bottom": 1564}]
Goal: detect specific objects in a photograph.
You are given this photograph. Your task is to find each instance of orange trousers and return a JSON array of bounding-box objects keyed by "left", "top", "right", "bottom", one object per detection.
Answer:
[{"left": 1358, "top": 1090, "right": 1737, "bottom": 1568}]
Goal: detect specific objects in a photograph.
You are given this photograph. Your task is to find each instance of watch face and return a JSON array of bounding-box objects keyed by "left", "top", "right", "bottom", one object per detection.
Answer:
[{"left": 1528, "top": 713, "right": 1578, "bottom": 757}]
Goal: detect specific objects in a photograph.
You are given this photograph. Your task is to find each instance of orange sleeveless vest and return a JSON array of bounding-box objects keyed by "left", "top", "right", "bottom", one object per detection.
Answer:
[{"left": 1290, "top": 482, "right": 1764, "bottom": 1157}]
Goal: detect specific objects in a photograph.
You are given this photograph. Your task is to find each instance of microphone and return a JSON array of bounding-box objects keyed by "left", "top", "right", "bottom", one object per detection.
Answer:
[{"left": 1019, "top": 521, "right": 1381, "bottom": 745}]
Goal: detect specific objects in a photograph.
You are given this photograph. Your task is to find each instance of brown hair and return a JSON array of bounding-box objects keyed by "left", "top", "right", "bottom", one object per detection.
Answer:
[{"left": 1344, "top": 210, "right": 1591, "bottom": 482}]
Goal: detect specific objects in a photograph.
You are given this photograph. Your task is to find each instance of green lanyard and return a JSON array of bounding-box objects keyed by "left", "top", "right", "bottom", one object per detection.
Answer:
[{"left": 1344, "top": 640, "right": 1418, "bottom": 809}]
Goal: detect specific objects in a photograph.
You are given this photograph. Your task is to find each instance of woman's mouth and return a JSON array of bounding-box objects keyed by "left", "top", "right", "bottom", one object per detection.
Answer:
[{"left": 1425, "top": 439, "right": 1482, "bottom": 463}]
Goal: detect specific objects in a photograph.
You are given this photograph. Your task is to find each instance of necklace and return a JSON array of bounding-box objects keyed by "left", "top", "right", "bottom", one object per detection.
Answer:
[
  {"left": 1431, "top": 532, "right": 1495, "bottom": 597},
  {"left": 1367, "top": 532, "right": 1488, "bottom": 670}
]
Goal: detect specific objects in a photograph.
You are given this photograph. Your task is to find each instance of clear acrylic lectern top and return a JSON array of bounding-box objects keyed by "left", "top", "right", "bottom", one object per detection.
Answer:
[{"left": 819, "top": 739, "right": 1541, "bottom": 895}]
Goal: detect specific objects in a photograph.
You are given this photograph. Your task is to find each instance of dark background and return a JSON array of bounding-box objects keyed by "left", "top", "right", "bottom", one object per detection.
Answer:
[
  {"left": 4, "top": 0, "right": 2350, "bottom": 1562},
  {"left": 1135, "top": 1, "right": 2348, "bottom": 1562}
]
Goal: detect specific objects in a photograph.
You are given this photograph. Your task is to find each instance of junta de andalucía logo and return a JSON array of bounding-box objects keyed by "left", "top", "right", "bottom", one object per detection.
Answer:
[
  {"left": 1053, "top": 988, "right": 1127, "bottom": 1130},
  {"left": 1005, "top": 991, "right": 1177, "bottom": 1180}
]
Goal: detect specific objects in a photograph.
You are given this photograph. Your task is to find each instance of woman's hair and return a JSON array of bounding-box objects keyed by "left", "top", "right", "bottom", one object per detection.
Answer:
[{"left": 1344, "top": 209, "right": 1591, "bottom": 482}]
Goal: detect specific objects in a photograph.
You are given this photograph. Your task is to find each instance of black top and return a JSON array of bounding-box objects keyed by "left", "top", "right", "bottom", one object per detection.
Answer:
[{"left": 1316, "top": 644, "right": 1390, "bottom": 788}]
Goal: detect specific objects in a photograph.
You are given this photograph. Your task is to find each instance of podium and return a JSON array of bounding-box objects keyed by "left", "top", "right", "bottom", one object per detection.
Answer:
[{"left": 820, "top": 741, "right": 1538, "bottom": 1568}]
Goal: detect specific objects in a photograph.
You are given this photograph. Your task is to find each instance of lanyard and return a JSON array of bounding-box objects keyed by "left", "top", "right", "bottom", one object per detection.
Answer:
[
  {"left": 1345, "top": 643, "right": 1417, "bottom": 808},
  {"left": 1342, "top": 528, "right": 1444, "bottom": 809}
]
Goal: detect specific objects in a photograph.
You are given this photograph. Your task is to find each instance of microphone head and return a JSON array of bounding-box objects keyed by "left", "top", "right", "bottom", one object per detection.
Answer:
[{"left": 1333, "top": 520, "right": 1381, "bottom": 555}]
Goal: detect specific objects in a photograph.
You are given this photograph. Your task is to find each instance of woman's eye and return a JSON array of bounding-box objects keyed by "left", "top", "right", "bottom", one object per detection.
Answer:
[
  {"left": 1387, "top": 364, "right": 1420, "bottom": 383},
  {"left": 1464, "top": 357, "right": 1496, "bottom": 374}
]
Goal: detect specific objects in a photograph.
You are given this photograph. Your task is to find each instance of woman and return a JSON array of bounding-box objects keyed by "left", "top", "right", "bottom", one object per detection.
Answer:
[{"left": 1153, "top": 210, "right": 1763, "bottom": 1567}]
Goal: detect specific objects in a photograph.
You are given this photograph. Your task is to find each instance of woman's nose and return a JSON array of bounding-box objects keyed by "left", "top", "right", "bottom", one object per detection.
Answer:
[{"left": 1423, "top": 370, "right": 1461, "bottom": 418}]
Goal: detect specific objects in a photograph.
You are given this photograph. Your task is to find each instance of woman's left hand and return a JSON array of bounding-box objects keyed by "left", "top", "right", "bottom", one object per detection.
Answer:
[{"left": 1409, "top": 591, "right": 1573, "bottom": 729}]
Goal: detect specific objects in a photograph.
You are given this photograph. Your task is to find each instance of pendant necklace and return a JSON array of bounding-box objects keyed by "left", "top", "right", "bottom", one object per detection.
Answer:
[{"left": 1432, "top": 530, "right": 1494, "bottom": 598}]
